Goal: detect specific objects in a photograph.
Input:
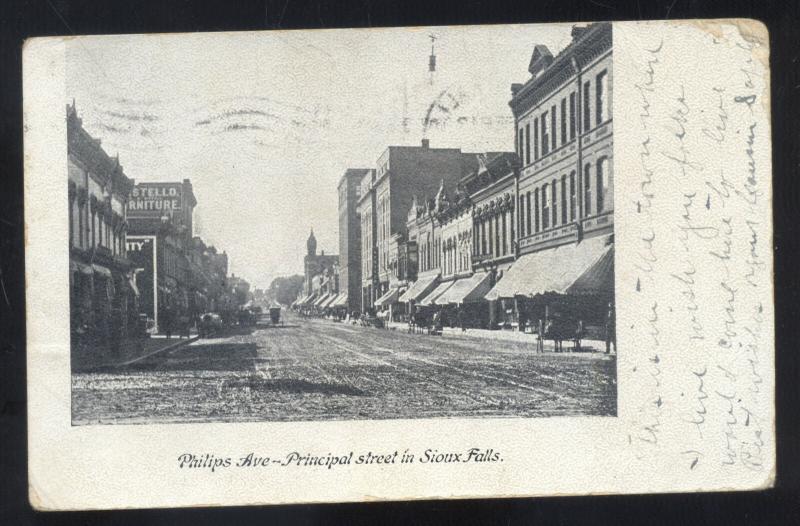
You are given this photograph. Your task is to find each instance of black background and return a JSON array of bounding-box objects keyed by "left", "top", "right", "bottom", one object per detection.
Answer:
[{"left": 1, "top": 0, "right": 798, "bottom": 524}]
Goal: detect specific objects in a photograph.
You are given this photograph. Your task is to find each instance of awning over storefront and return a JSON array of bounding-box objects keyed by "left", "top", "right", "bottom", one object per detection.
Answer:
[
  {"left": 314, "top": 293, "right": 332, "bottom": 307},
  {"left": 434, "top": 272, "right": 492, "bottom": 305},
  {"left": 485, "top": 235, "right": 614, "bottom": 300},
  {"left": 398, "top": 274, "right": 439, "bottom": 303},
  {"left": 92, "top": 263, "right": 112, "bottom": 277},
  {"left": 418, "top": 280, "right": 455, "bottom": 306},
  {"left": 331, "top": 294, "right": 348, "bottom": 308},
  {"left": 374, "top": 287, "right": 403, "bottom": 308},
  {"left": 321, "top": 293, "right": 339, "bottom": 308},
  {"left": 70, "top": 260, "right": 94, "bottom": 275},
  {"left": 295, "top": 293, "right": 314, "bottom": 306}
]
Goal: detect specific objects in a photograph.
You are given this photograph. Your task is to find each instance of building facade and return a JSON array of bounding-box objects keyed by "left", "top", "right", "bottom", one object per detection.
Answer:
[
  {"left": 338, "top": 168, "right": 369, "bottom": 315},
  {"left": 67, "top": 102, "right": 136, "bottom": 355},
  {"left": 358, "top": 169, "right": 378, "bottom": 312},
  {"left": 125, "top": 179, "right": 198, "bottom": 332},
  {"left": 511, "top": 22, "right": 613, "bottom": 258},
  {"left": 366, "top": 140, "right": 476, "bottom": 311},
  {"left": 485, "top": 21, "right": 614, "bottom": 335},
  {"left": 303, "top": 229, "right": 339, "bottom": 298}
]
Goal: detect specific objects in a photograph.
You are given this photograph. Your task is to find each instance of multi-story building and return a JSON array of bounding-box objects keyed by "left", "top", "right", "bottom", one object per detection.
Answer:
[
  {"left": 67, "top": 102, "right": 136, "bottom": 355},
  {"left": 337, "top": 168, "right": 369, "bottom": 315},
  {"left": 459, "top": 152, "right": 520, "bottom": 327},
  {"left": 302, "top": 228, "right": 339, "bottom": 299},
  {"left": 125, "top": 179, "right": 197, "bottom": 332},
  {"left": 486, "top": 22, "right": 614, "bottom": 333},
  {"left": 368, "top": 140, "right": 476, "bottom": 311},
  {"left": 357, "top": 169, "right": 377, "bottom": 312}
]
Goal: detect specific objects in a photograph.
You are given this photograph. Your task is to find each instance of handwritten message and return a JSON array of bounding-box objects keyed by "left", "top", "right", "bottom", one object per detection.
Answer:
[{"left": 618, "top": 20, "right": 772, "bottom": 483}]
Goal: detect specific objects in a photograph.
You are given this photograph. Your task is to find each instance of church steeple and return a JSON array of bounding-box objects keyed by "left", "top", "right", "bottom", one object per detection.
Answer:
[{"left": 307, "top": 228, "right": 317, "bottom": 256}]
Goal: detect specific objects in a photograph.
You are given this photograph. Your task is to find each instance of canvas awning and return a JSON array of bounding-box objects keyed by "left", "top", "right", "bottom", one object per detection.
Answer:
[
  {"left": 434, "top": 272, "right": 492, "bottom": 305},
  {"left": 314, "top": 293, "right": 332, "bottom": 306},
  {"left": 418, "top": 280, "right": 455, "bottom": 306},
  {"left": 374, "top": 287, "right": 403, "bottom": 308},
  {"left": 92, "top": 263, "right": 112, "bottom": 277},
  {"left": 485, "top": 235, "right": 614, "bottom": 300},
  {"left": 297, "top": 293, "right": 315, "bottom": 306},
  {"left": 321, "top": 293, "right": 340, "bottom": 308},
  {"left": 70, "top": 260, "right": 94, "bottom": 275},
  {"left": 398, "top": 274, "right": 439, "bottom": 303},
  {"left": 331, "top": 293, "right": 348, "bottom": 308}
]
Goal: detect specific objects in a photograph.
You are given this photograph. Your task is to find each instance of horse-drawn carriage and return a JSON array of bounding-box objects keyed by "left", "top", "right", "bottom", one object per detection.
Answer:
[{"left": 269, "top": 306, "right": 281, "bottom": 325}]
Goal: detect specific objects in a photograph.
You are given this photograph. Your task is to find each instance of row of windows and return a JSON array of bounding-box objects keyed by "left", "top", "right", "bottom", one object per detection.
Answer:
[
  {"left": 441, "top": 235, "right": 471, "bottom": 276},
  {"left": 518, "top": 69, "right": 609, "bottom": 166},
  {"left": 517, "top": 157, "right": 612, "bottom": 238},
  {"left": 418, "top": 232, "right": 442, "bottom": 274},
  {"left": 69, "top": 198, "right": 126, "bottom": 257},
  {"left": 474, "top": 210, "right": 514, "bottom": 259}
]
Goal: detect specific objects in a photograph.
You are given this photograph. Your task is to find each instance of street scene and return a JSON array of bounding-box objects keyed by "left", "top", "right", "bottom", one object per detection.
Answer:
[
  {"left": 72, "top": 310, "right": 615, "bottom": 424},
  {"left": 68, "top": 22, "right": 616, "bottom": 424}
]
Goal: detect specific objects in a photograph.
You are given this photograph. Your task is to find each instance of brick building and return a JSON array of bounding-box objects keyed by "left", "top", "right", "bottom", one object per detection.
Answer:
[
  {"left": 67, "top": 102, "right": 136, "bottom": 358},
  {"left": 337, "top": 168, "right": 369, "bottom": 315},
  {"left": 486, "top": 22, "right": 615, "bottom": 335}
]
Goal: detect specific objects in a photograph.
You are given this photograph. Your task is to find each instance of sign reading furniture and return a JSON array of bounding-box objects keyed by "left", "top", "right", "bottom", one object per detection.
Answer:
[{"left": 127, "top": 183, "right": 183, "bottom": 216}]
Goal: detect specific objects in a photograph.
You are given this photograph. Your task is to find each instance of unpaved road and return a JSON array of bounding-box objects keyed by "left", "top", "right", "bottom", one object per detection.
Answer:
[{"left": 72, "top": 312, "right": 616, "bottom": 424}]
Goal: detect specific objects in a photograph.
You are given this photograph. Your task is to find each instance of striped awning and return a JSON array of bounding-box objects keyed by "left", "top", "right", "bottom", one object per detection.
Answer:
[
  {"left": 485, "top": 235, "right": 614, "bottom": 300},
  {"left": 374, "top": 287, "right": 403, "bottom": 308},
  {"left": 434, "top": 272, "right": 492, "bottom": 305},
  {"left": 418, "top": 280, "right": 454, "bottom": 306},
  {"left": 398, "top": 274, "right": 439, "bottom": 303},
  {"left": 331, "top": 294, "right": 349, "bottom": 308},
  {"left": 314, "top": 293, "right": 332, "bottom": 306},
  {"left": 320, "top": 293, "right": 339, "bottom": 308}
]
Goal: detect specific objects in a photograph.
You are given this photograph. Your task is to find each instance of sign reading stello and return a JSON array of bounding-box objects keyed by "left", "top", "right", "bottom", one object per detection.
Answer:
[{"left": 127, "top": 183, "right": 183, "bottom": 217}]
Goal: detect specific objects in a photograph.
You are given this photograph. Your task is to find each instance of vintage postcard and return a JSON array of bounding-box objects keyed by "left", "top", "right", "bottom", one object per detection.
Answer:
[{"left": 24, "top": 18, "right": 774, "bottom": 509}]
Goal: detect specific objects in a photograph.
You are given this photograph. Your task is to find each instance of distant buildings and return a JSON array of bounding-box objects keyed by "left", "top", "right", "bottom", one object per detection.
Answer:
[
  {"left": 126, "top": 180, "right": 197, "bottom": 332},
  {"left": 359, "top": 140, "right": 478, "bottom": 313},
  {"left": 302, "top": 228, "right": 339, "bottom": 301},
  {"left": 338, "top": 168, "right": 369, "bottom": 315}
]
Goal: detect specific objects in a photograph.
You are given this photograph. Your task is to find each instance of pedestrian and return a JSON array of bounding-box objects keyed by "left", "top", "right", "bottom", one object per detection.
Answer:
[
  {"left": 163, "top": 308, "right": 173, "bottom": 339},
  {"left": 605, "top": 301, "right": 616, "bottom": 354},
  {"left": 457, "top": 307, "right": 466, "bottom": 332}
]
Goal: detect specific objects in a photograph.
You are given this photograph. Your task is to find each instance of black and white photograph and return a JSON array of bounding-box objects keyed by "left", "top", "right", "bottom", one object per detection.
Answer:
[
  {"left": 66, "top": 22, "right": 616, "bottom": 425},
  {"left": 21, "top": 11, "right": 776, "bottom": 509}
]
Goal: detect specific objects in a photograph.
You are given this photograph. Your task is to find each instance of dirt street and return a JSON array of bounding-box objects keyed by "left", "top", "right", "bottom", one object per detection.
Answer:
[{"left": 72, "top": 311, "right": 616, "bottom": 424}]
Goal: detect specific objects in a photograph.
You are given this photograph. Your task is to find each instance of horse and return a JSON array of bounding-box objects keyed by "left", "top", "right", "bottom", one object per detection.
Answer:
[{"left": 544, "top": 318, "right": 580, "bottom": 352}]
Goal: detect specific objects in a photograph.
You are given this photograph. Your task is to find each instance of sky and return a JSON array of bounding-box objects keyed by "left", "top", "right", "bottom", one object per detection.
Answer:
[{"left": 66, "top": 23, "right": 574, "bottom": 289}]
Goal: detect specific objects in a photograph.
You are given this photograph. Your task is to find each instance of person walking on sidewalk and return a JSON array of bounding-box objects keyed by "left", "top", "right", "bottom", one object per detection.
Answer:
[
  {"left": 605, "top": 301, "right": 616, "bottom": 354},
  {"left": 162, "top": 307, "right": 174, "bottom": 340},
  {"left": 457, "top": 307, "right": 466, "bottom": 333}
]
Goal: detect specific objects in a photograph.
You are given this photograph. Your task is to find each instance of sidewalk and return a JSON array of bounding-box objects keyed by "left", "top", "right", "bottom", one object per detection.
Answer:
[
  {"left": 383, "top": 320, "right": 611, "bottom": 353},
  {"left": 73, "top": 331, "right": 199, "bottom": 373}
]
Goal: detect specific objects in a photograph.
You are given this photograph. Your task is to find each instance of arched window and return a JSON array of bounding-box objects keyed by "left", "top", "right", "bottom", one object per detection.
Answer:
[
  {"left": 526, "top": 192, "right": 532, "bottom": 235},
  {"left": 541, "top": 185, "right": 549, "bottom": 230},
  {"left": 597, "top": 156, "right": 612, "bottom": 212},
  {"left": 519, "top": 195, "right": 525, "bottom": 237},
  {"left": 569, "top": 171, "right": 577, "bottom": 221},
  {"left": 551, "top": 180, "right": 558, "bottom": 227},
  {"left": 596, "top": 70, "right": 609, "bottom": 125},
  {"left": 561, "top": 175, "right": 567, "bottom": 225},
  {"left": 584, "top": 163, "right": 593, "bottom": 217},
  {"left": 534, "top": 189, "right": 540, "bottom": 232}
]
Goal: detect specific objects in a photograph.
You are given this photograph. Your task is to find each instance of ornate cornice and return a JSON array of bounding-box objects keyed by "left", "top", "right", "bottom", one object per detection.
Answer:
[{"left": 509, "top": 22, "right": 612, "bottom": 117}]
